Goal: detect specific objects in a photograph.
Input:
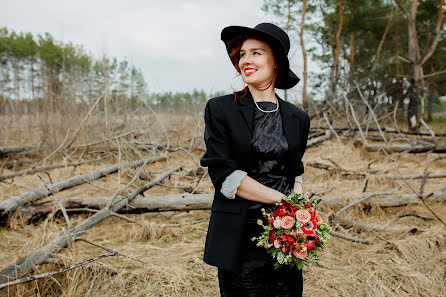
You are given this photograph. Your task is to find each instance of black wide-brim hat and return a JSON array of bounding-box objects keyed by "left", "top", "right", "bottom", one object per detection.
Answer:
[{"left": 221, "top": 23, "right": 300, "bottom": 89}]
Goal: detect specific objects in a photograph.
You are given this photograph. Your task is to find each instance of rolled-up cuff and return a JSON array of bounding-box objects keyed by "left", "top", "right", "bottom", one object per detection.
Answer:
[
  {"left": 220, "top": 170, "right": 247, "bottom": 199},
  {"left": 295, "top": 175, "right": 303, "bottom": 187}
]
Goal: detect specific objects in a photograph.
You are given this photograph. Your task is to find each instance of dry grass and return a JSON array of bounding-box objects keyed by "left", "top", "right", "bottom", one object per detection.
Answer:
[{"left": 0, "top": 111, "right": 445, "bottom": 297}]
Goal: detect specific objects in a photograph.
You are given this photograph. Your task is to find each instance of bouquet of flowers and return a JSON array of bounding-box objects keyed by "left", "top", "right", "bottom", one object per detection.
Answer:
[{"left": 253, "top": 192, "right": 331, "bottom": 269}]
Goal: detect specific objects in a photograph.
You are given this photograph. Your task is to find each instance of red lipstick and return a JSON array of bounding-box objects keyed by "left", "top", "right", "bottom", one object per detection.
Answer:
[{"left": 244, "top": 67, "right": 256, "bottom": 76}]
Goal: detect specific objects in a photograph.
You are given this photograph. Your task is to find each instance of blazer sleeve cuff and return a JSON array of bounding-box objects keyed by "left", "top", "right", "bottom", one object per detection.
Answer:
[
  {"left": 294, "top": 175, "right": 303, "bottom": 187},
  {"left": 220, "top": 170, "right": 247, "bottom": 199}
]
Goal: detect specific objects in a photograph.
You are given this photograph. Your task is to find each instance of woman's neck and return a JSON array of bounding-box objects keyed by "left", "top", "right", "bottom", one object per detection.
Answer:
[{"left": 248, "top": 85, "right": 277, "bottom": 103}]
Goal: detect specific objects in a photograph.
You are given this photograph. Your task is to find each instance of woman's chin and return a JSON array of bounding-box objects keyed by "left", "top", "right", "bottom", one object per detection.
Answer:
[{"left": 245, "top": 80, "right": 265, "bottom": 87}]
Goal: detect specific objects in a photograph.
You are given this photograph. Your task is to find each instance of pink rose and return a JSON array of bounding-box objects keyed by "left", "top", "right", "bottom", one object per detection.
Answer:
[
  {"left": 315, "top": 215, "right": 324, "bottom": 224},
  {"left": 274, "top": 239, "right": 281, "bottom": 248},
  {"left": 281, "top": 216, "right": 295, "bottom": 229},
  {"left": 295, "top": 209, "right": 311, "bottom": 223},
  {"left": 293, "top": 248, "right": 308, "bottom": 260},
  {"left": 273, "top": 217, "right": 282, "bottom": 229}
]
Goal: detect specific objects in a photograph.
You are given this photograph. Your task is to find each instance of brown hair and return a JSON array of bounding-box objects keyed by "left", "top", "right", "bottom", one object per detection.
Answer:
[{"left": 224, "top": 35, "right": 285, "bottom": 101}]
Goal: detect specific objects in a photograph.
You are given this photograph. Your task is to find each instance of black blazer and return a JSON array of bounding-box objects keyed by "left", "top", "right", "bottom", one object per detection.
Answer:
[{"left": 200, "top": 90, "right": 311, "bottom": 272}]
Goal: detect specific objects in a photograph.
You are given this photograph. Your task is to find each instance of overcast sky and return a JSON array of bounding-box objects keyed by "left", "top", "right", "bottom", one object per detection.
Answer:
[{"left": 1, "top": 0, "right": 315, "bottom": 101}]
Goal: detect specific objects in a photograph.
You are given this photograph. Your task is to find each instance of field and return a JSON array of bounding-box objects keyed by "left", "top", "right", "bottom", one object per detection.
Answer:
[{"left": 0, "top": 111, "right": 445, "bottom": 297}]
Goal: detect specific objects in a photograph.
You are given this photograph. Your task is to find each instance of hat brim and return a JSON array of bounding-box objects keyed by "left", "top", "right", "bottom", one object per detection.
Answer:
[
  {"left": 284, "top": 68, "right": 300, "bottom": 89},
  {"left": 221, "top": 25, "right": 300, "bottom": 89}
]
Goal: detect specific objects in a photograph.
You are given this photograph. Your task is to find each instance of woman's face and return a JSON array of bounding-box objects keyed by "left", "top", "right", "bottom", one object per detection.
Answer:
[{"left": 238, "top": 38, "right": 276, "bottom": 88}]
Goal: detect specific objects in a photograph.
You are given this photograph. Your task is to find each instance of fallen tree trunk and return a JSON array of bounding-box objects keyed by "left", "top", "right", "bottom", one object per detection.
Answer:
[
  {"left": 0, "top": 164, "right": 183, "bottom": 285},
  {"left": 308, "top": 160, "right": 385, "bottom": 176},
  {"left": 17, "top": 194, "right": 214, "bottom": 224},
  {"left": 393, "top": 173, "right": 446, "bottom": 180},
  {"left": 366, "top": 143, "right": 446, "bottom": 153},
  {"left": 312, "top": 126, "right": 446, "bottom": 137},
  {"left": 17, "top": 186, "right": 446, "bottom": 224},
  {"left": 321, "top": 187, "right": 446, "bottom": 208},
  {"left": 0, "top": 145, "right": 38, "bottom": 158},
  {"left": 0, "top": 156, "right": 166, "bottom": 223},
  {"left": 328, "top": 213, "right": 388, "bottom": 233},
  {"left": 307, "top": 130, "right": 331, "bottom": 147},
  {"left": 309, "top": 161, "right": 445, "bottom": 180}
]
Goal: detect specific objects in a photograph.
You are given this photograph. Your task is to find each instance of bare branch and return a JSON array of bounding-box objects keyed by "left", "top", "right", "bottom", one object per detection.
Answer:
[
  {"left": 394, "top": 0, "right": 408, "bottom": 18},
  {"left": 37, "top": 174, "right": 71, "bottom": 229},
  {"left": 382, "top": 213, "right": 434, "bottom": 228},
  {"left": 323, "top": 112, "right": 340, "bottom": 143},
  {"left": 330, "top": 230, "right": 374, "bottom": 245},
  {"left": 76, "top": 238, "right": 148, "bottom": 264},
  {"left": 422, "top": 69, "right": 446, "bottom": 79},
  {"left": 0, "top": 252, "right": 116, "bottom": 289},
  {"left": 419, "top": 0, "right": 444, "bottom": 65},
  {"left": 419, "top": 118, "right": 438, "bottom": 145},
  {"left": 354, "top": 80, "right": 388, "bottom": 144},
  {"left": 0, "top": 155, "right": 108, "bottom": 182},
  {"left": 336, "top": 175, "right": 418, "bottom": 214},
  {"left": 343, "top": 93, "right": 365, "bottom": 143},
  {"left": 33, "top": 128, "right": 70, "bottom": 168}
]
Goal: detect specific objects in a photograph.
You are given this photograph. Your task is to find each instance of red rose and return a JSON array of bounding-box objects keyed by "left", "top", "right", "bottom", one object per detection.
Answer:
[{"left": 278, "top": 235, "right": 295, "bottom": 248}]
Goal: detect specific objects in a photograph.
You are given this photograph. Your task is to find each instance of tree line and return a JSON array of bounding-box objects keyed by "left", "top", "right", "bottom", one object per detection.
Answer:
[
  {"left": 0, "top": 27, "right": 224, "bottom": 116},
  {"left": 263, "top": 0, "right": 445, "bottom": 130},
  {"left": 0, "top": 28, "right": 218, "bottom": 116},
  {"left": 0, "top": 27, "right": 153, "bottom": 115}
]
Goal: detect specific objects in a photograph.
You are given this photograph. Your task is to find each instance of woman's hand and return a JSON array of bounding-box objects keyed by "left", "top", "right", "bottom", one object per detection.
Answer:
[{"left": 293, "top": 181, "right": 303, "bottom": 195}]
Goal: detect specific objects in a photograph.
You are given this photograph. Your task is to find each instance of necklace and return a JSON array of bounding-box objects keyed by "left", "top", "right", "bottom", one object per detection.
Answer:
[{"left": 253, "top": 97, "right": 279, "bottom": 113}]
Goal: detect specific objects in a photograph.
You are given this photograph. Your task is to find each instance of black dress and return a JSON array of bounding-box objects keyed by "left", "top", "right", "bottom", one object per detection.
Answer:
[{"left": 218, "top": 101, "right": 303, "bottom": 297}]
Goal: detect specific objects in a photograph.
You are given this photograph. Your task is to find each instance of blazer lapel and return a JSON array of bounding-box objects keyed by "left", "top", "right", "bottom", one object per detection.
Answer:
[
  {"left": 236, "top": 91, "right": 254, "bottom": 136},
  {"left": 278, "top": 94, "right": 300, "bottom": 151}
]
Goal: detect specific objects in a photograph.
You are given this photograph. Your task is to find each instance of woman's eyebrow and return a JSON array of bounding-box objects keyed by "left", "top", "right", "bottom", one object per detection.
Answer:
[{"left": 240, "top": 47, "right": 266, "bottom": 52}]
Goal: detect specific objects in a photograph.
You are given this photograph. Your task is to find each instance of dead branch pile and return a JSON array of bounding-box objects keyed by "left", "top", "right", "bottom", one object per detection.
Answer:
[{"left": 0, "top": 96, "right": 445, "bottom": 296}]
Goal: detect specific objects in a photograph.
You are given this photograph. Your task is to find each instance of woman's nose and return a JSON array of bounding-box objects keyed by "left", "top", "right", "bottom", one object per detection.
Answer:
[{"left": 241, "top": 53, "right": 252, "bottom": 65}]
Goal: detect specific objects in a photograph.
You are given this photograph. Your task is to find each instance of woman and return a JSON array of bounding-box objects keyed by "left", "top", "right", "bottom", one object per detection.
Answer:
[{"left": 200, "top": 23, "right": 311, "bottom": 297}]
